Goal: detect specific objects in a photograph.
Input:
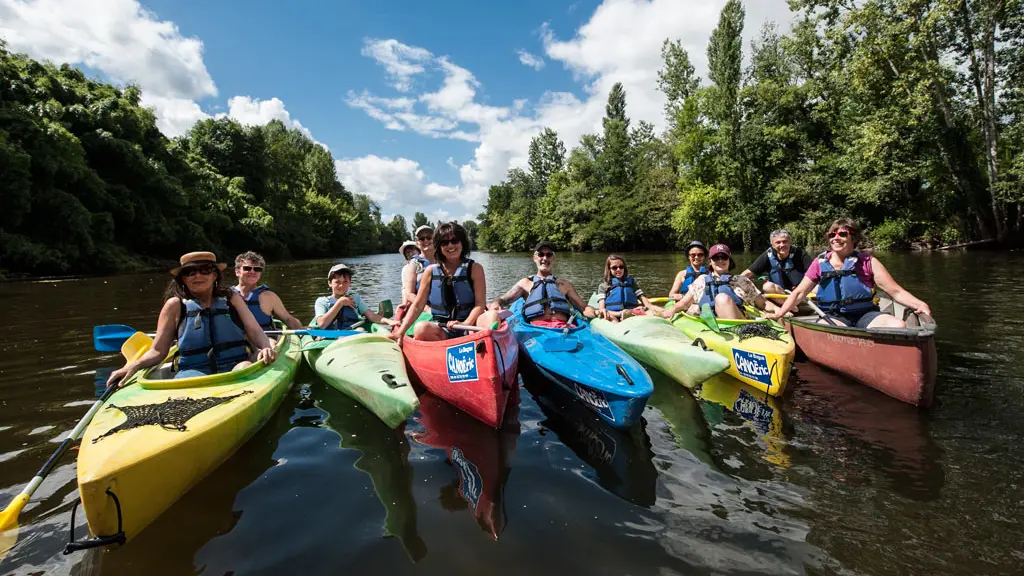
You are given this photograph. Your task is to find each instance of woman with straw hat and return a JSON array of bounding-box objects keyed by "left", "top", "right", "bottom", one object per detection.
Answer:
[{"left": 106, "top": 251, "right": 278, "bottom": 386}]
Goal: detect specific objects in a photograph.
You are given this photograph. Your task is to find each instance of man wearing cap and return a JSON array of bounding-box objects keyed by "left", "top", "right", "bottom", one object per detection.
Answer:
[
  {"left": 400, "top": 225, "right": 437, "bottom": 308},
  {"left": 660, "top": 243, "right": 777, "bottom": 320},
  {"left": 668, "top": 240, "right": 709, "bottom": 300},
  {"left": 741, "top": 229, "right": 814, "bottom": 294},
  {"left": 232, "top": 251, "right": 304, "bottom": 330},
  {"left": 488, "top": 241, "right": 595, "bottom": 326},
  {"left": 315, "top": 263, "right": 398, "bottom": 331}
]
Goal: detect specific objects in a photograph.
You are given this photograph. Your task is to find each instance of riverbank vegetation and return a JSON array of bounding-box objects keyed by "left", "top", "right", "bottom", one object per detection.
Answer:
[
  {"left": 0, "top": 42, "right": 417, "bottom": 277},
  {"left": 478, "top": 0, "right": 1024, "bottom": 253}
]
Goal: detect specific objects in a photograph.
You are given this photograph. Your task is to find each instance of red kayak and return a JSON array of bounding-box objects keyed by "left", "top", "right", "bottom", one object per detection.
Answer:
[
  {"left": 400, "top": 319, "right": 519, "bottom": 428},
  {"left": 412, "top": 392, "right": 520, "bottom": 540},
  {"left": 784, "top": 305, "right": 937, "bottom": 407}
]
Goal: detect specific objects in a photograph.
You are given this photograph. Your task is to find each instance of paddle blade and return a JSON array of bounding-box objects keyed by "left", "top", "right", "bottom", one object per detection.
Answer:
[
  {"left": 542, "top": 337, "right": 579, "bottom": 352},
  {"left": 378, "top": 299, "right": 394, "bottom": 319},
  {"left": 121, "top": 332, "right": 153, "bottom": 362},
  {"left": 93, "top": 324, "right": 136, "bottom": 352},
  {"left": 303, "top": 329, "right": 362, "bottom": 339},
  {"left": 700, "top": 303, "right": 721, "bottom": 333},
  {"left": 0, "top": 493, "right": 28, "bottom": 560}
]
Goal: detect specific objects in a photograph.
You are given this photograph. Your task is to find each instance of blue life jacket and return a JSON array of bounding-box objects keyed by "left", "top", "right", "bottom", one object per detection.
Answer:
[
  {"left": 766, "top": 249, "right": 804, "bottom": 290},
  {"left": 681, "top": 265, "right": 707, "bottom": 293},
  {"left": 604, "top": 276, "right": 639, "bottom": 312},
  {"left": 411, "top": 254, "right": 431, "bottom": 293},
  {"left": 816, "top": 252, "right": 876, "bottom": 315},
  {"left": 177, "top": 297, "right": 249, "bottom": 374},
  {"left": 321, "top": 295, "right": 363, "bottom": 330},
  {"left": 523, "top": 275, "right": 571, "bottom": 320},
  {"left": 698, "top": 274, "right": 744, "bottom": 312},
  {"left": 232, "top": 284, "right": 273, "bottom": 329},
  {"left": 428, "top": 259, "right": 476, "bottom": 322}
]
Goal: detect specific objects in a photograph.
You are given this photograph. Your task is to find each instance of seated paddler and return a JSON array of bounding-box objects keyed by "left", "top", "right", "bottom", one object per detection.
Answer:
[
  {"left": 668, "top": 241, "right": 709, "bottom": 300},
  {"left": 594, "top": 254, "right": 661, "bottom": 321},
  {"left": 106, "top": 251, "right": 278, "bottom": 386},
  {"left": 391, "top": 222, "right": 501, "bottom": 344},
  {"left": 315, "top": 262, "right": 397, "bottom": 332},
  {"left": 488, "top": 241, "right": 595, "bottom": 328},
  {"left": 740, "top": 229, "right": 813, "bottom": 295},
  {"left": 660, "top": 243, "right": 777, "bottom": 320},
  {"left": 231, "top": 251, "right": 304, "bottom": 331},
  {"left": 765, "top": 219, "right": 931, "bottom": 328}
]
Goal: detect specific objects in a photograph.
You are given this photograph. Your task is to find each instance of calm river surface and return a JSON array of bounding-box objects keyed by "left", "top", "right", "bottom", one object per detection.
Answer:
[{"left": 1, "top": 250, "right": 1022, "bottom": 575}]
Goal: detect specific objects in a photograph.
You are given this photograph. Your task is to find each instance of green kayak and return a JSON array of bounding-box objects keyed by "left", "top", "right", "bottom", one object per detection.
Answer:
[
  {"left": 301, "top": 331, "right": 419, "bottom": 429},
  {"left": 587, "top": 294, "right": 729, "bottom": 388},
  {"left": 370, "top": 311, "right": 431, "bottom": 337}
]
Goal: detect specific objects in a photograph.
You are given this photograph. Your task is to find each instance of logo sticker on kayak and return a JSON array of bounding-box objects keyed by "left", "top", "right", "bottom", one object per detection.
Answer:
[
  {"left": 571, "top": 382, "right": 613, "bottom": 419},
  {"left": 451, "top": 446, "right": 482, "bottom": 511},
  {"left": 733, "top": 349, "right": 772, "bottom": 386},
  {"left": 446, "top": 343, "right": 479, "bottom": 383},
  {"left": 733, "top": 389, "right": 774, "bottom": 435}
]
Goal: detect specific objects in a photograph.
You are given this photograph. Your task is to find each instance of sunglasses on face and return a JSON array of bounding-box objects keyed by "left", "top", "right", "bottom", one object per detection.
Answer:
[
  {"left": 417, "top": 235, "right": 433, "bottom": 242},
  {"left": 536, "top": 251, "right": 554, "bottom": 259},
  {"left": 828, "top": 230, "right": 851, "bottom": 239},
  {"left": 610, "top": 265, "right": 624, "bottom": 271},
  {"left": 688, "top": 252, "right": 705, "bottom": 259},
  {"left": 439, "top": 237, "right": 461, "bottom": 247},
  {"left": 182, "top": 265, "right": 216, "bottom": 277},
  {"left": 711, "top": 254, "right": 730, "bottom": 262},
  {"left": 239, "top": 265, "right": 263, "bottom": 272}
]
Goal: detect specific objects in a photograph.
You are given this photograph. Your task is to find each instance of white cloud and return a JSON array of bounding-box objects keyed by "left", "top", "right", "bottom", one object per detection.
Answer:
[
  {"left": 517, "top": 49, "right": 545, "bottom": 70},
  {"left": 221, "top": 96, "right": 315, "bottom": 141},
  {"left": 140, "top": 94, "right": 209, "bottom": 138},
  {"left": 361, "top": 38, "right": 433, "bottom": 92}
]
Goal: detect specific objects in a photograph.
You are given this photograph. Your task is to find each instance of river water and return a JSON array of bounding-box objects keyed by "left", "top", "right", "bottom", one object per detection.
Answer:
[{"left": 1, "top": 250, "right": 1022, "bottom": 575}]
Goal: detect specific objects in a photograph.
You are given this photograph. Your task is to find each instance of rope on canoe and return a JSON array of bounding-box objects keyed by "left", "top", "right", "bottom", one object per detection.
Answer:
[
  {"left": 92, "top": 391, "right": 253, "bottom": 442},
  {"left": 721, "top": 323, "right": 785, "bottom": 342}
]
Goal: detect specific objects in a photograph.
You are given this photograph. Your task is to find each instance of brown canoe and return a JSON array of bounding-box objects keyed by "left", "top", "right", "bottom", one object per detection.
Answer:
[{"left": 784, "top": 298, "right": 938, "bottom": 407}]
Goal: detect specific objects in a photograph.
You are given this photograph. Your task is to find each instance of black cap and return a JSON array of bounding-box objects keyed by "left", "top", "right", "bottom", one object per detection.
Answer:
[
  {"left": 534, "top": 241, "right": 556, "bottom": 253},
  {"left": 685, "top": 240, "right": 707, "bottom": 254}
]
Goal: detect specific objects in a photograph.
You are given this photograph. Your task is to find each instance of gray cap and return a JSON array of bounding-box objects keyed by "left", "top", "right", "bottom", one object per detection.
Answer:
[
  {"left": 399, "top": 240, "right": 419, "bottom": 256},
  {"left": 327, "top": 262, "right": 353, "bottom": 279},
  {"left": 414, "top": 225, "right": 434, "bottom": 237}
]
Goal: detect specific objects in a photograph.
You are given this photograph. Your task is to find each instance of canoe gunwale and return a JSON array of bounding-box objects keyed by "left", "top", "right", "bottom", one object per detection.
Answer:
[{"left": 785, "top": 315, "right": 936, "bottom": 344}]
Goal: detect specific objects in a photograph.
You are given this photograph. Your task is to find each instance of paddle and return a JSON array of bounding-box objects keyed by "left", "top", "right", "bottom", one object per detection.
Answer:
[
  {"left": 542, "top": 310, "right": 580, "bottom": 352},
  {"left": 93, "top": 324, "right": 364, "bottom": 352},
  {"left": 700, "top": 303, "right": 721, "bottom": 333},
  {"left": 785, "top": 289, "right": 837, "bottom": 327},
  {"left": 0, "top": 333, "right": 152, "bottom": 560}
]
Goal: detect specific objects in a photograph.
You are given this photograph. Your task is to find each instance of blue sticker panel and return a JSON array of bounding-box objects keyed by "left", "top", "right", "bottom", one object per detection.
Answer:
[
  {"left": 733, "top": 389, "right": 774, "bottom": 435},
  {"left": 571, "top": 382, "right": 614, "bottom": 419},
  {"left": 450, "top": 446, "right": 482, "bottom": 511},
  {"left": 446, "top": 343, "right": 479, "bottom": 383},
  {"left": 732, "top": 349, "right": 773, "bottom": 386}
]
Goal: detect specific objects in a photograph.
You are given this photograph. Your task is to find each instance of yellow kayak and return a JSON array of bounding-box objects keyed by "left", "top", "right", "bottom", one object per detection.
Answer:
[
  {"left": 650, "top": 298, "right": 795, "bottom": 396},
  {"left": 75, "top": 330, "right": 300, "bottom": 545}
]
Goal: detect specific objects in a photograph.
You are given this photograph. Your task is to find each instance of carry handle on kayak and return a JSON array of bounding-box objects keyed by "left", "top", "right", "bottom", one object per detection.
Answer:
[{"left": 63, "top": 489, "right": 126, "bottom": 554}]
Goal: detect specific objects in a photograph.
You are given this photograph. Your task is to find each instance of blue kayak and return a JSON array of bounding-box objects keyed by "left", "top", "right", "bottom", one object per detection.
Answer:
[{"left": 508, "top": 300, "right": 653, "bottom": 429}]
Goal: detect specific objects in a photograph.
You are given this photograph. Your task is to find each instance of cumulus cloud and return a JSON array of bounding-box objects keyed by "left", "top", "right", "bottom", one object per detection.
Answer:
[
  {"left": 517, "top": 49, "right": 545, "bottom": 70},
  {"left": 221, "top": 96, "right": 315, "bottom": 141},
  {"left": 334, "top": 155, "right": 477, "bottom": 222}
]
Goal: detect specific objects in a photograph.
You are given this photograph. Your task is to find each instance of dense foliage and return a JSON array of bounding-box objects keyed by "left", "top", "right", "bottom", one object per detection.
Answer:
[
  {"left": 479, "top": 0, "right": 1024, "bottom": 252},
  {"left": 0, "top": 42, "right": 419, "bottom": 277}
]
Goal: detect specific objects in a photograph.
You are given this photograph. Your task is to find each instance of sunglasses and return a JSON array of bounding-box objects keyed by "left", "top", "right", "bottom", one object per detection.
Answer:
[
  {"left": 417, "top": 235, "right": 433, "bottom": 242},
  {"left": 182, "top": 265, "right": 216, "bottom": 277},
  {"left": 536, "top": 251, "right": 554, "bottom": 258},
  {"left": 828, "top": 230, "right": 851, "bottom": 239},
  {"left": 610, "top": 265, "right": 624, "bottom": 271},
  {"left": 688, "top": 252, "right": 705, "bottom": 259},
  {"left": 239, "top": 265, "right": 263, "bottom": 272},
  {"left": 710, "top": 254, "right": 730, "bottom": 262},
  {"left": 439, "top": 237, "right": 461, "bottom": 247}
]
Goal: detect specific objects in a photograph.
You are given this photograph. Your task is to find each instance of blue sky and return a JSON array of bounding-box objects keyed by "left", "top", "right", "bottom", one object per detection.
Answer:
[{"left": 0, "top": 0, "right": 793, "bottom": 226}]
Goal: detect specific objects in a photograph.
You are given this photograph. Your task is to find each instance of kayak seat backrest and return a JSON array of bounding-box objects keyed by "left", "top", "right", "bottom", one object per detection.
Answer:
[{"left": 146, "top": 362, "right": 176, "bottom": 380}]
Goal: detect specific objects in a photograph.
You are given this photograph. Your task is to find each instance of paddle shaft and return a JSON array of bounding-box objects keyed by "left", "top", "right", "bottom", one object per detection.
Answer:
[{"left": 785, "top": 289, "right": 837, "bottom": 326}]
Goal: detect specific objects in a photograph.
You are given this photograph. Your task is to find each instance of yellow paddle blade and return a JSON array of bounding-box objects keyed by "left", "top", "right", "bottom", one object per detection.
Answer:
[
  {"left": 121, "top": 331, "right": 153, "bottom": 362},
  {"left": 0, "top": 493, "right": 29, "bottom": 560}
]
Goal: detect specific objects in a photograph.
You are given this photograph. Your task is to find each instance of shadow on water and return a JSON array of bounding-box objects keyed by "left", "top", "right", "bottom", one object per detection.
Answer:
[
  {"left": 410, "top": 392, "right": 520, "bottom": 542},
  {"left": 785, "top": 362, "right": 945, "bottom": 502},
  {"left": 520, "top": 365, "right": 658, "bottom": 507}
]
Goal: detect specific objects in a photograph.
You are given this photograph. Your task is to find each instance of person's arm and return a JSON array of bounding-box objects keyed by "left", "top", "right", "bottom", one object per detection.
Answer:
[
  {"left": 316, "top": 295, "right": 356, "bottom": 329},
  {"left": 870, "top": 257, "right": 932, "bottom": 316},
  {"left": 764, "top": 276, "right": 817, "bottom": 319},
  {"left": 562, "top": 281, "right": 596, "bottom": 319},
  {"left": 392, "top": 266, "right": 434, "bottom": 341},
  {"left": 489, "top": 280, "right": 528, "bottom": 310},
  {"left": 741, "top": 252, "right": 769, "bottom": 280},
  {"left": 230, "top": 293, "right": 276, "bottom": 364},
  {"left": 660, "top": 292, "right": 694, "bottom": 318},
  {"left": 596, "top": 281, "right": 608, "bottom": 314},
  {"left": 667, "top": 271, "right": 686, "bottom": 300},
  {"left": 106, "top": 298, "right": 180, "bottom": 387},
  {"left": 456, "top": 262, "right": 487, "bottom": 328},
  {"left": 264, "top": 292, "right": 304, "bottom": 330},
  {"left": 400, "top": 261, "right": 416, "bottom": 306}
]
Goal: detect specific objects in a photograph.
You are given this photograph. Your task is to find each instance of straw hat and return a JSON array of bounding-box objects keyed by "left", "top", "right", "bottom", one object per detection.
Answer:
[
  {"left": 171, "top": 251, "right": 227, "bottom": 275},
  {"left": 399, "top": 240, "right": 419, "bottom": 257}
]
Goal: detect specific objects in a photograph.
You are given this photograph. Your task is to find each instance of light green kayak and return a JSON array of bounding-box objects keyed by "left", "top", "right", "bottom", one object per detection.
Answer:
[
  {"left": 301, "top": 332, "right": 419, "bottom": 429},
  {"left": 587, "top": 293, "right": 729, "bottom": 388}
]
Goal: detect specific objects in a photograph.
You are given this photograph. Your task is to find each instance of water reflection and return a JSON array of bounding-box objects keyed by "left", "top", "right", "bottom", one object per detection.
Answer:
[
  {"left": 696, "top": 373, "right": 791, "bottom": 471},
  {"left": 411, "top": 393, "right": 520, "bottom": 541},
  {"left": 521, "top": 367, "right": 657, "bottom": 507}
]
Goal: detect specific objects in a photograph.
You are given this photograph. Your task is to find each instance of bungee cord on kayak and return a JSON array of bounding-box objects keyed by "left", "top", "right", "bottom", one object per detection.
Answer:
[{"left": 92, "top": 392, "right": 254, "bottom": 442}]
